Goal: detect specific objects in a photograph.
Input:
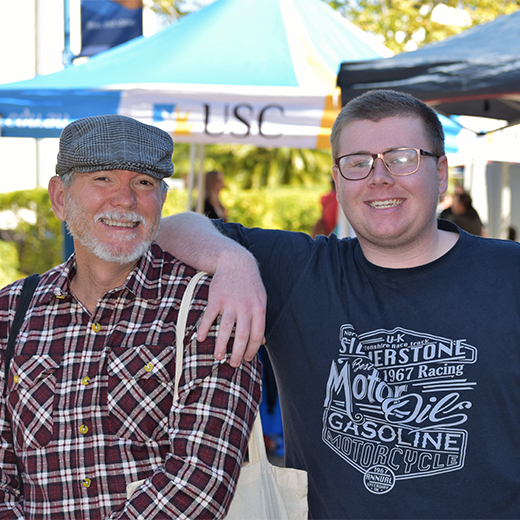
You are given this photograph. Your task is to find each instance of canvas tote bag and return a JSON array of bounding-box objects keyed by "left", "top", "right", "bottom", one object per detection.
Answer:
[
  {"left": 177, "top": 272, "right": 309, "bottom": 520},
  {"left": 225, "top": 412, "right": 308, "bottom": 520}
]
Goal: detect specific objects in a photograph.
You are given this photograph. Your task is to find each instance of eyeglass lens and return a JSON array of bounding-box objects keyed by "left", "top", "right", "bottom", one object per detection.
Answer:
[{"left": 339, "top": 148, "right": 419, "bottom": 179}]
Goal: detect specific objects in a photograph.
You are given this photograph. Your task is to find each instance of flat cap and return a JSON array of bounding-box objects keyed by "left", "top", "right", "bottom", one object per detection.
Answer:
[{"left": 56, "top": 115, "right": 174, "bottom": 179}]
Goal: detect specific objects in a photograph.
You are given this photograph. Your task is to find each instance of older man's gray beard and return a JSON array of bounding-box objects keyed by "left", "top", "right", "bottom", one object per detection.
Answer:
[{"left": 64, "top": 195, "right": 160, "bottom": 265}]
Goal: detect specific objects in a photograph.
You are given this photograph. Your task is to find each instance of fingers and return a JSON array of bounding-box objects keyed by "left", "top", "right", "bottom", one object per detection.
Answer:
[
  {"left": 213, "top": 309, "right": 238, "bottom": 363},
  {"left": 199, "top": 250, "right": 267, "bottom": 366},
  {"left": 227, "top": 308, "right": 266, "bottom": 367},
  {"left": 200, "top": 279, "right": 266, "bottom": 367},
  {"left": 201, "top": 301, "right": 266, "bottom": 367},
  {"left": 241, "top": 311, "right": 267, "bottom": 363},
  {"left": 196, "top": 303, "right": 218, "bottom": 343}
]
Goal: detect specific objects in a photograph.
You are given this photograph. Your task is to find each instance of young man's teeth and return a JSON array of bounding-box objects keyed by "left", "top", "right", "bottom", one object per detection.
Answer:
[{"left": 369, "top": 199, "right": 403, "bottom": 209}]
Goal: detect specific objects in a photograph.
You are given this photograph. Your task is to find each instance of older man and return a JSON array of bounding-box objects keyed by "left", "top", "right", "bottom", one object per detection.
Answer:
[
  {"left": 158, "top": 90, "right": 520, "bottom": 519},
  {"left": 0, "top": 115, "right": 261, "bottom": 519}
]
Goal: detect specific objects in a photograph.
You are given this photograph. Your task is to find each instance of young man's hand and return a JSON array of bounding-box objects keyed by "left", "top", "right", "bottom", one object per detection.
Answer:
[{"left": 198, "top": 250, "right": 266, "bottom": 367}]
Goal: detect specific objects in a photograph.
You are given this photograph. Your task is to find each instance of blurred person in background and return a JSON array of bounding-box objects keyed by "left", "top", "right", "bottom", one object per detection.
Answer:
[
  {"left": 312, "top": 179, "right": 338, "bottom": 238},
  {"left": 204, "top": 170, "right": 228, "bottom": 221},
  {"left": 440, "top": 187, "right": 484, "bottom": 236},
  {"left": 439, "top": 182, "right": 465, "bottom": 221},
  {"left": 449, "top": 190, "right": 484, "bottom": 236}
]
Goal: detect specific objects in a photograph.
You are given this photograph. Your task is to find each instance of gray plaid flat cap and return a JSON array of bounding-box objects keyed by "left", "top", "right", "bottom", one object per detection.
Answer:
[{"left": 56, "top": 115, "right": 174, "bottom": 179}]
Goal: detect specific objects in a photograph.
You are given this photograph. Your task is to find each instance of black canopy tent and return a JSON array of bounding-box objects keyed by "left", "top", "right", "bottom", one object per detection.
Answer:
[{"left": 337, "top": 9, "right": 520, "bottom": 131}]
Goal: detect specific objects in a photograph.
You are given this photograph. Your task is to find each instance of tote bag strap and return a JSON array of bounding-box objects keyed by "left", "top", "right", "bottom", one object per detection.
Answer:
[
  {"left": 174, "top": 271, "right": 206, "bottom": 402},
  {"left": 173, "top": 270, "right": 264, "bottom": 462},
  {"left": 247, "top": 412, "right": 268, "bottom": 465}
]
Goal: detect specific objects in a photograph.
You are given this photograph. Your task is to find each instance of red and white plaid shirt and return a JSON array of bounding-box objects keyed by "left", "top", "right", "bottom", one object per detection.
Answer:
[{"left": 0, "top": 243, "right": 262, "bottom": 519}]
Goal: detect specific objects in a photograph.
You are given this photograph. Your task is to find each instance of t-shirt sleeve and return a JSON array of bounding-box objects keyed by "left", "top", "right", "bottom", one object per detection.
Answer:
[{"left": 213, "top": 221, "right": 319, "bottom": 327}]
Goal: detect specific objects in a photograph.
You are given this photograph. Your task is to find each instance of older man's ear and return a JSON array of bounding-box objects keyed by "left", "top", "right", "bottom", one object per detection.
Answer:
[{"left": 48, "top": 175, "right": 67, "bottom": 222}]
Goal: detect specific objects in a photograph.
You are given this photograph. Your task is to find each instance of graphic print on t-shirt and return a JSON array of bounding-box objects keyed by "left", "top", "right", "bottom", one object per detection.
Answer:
[{"left": 323, "top": 325, "right": 477, "bottom": 494}]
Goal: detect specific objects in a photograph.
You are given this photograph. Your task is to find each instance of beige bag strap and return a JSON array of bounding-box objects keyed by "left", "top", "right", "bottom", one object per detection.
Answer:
[
  {"left": 174, "top": 270, "right": 264, "bottom": 465},
  {"left": 174, "top": 271, "right": 206, "bottom": 402},
  {"left": 247, "top": 413, "right": 267, "bottom": 465}
]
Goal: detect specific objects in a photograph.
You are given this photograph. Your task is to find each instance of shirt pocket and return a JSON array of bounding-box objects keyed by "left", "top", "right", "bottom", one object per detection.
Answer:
[
  {"left": 8, "top": 354, "right": 61, "bottom": 450},
  {"left": 107, "top": 345, "right": 175, "bottom": 443}
]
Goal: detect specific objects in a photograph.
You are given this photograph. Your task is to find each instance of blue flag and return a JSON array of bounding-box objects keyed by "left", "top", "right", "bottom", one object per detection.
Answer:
[{"left": 80, "top": 0, "right": 143, "bottom": 57}]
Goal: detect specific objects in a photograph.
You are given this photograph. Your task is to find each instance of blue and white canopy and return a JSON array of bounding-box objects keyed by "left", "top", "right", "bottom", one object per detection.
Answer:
[{"left": 0, "top": 0, "right": 390, "bottom": 149}]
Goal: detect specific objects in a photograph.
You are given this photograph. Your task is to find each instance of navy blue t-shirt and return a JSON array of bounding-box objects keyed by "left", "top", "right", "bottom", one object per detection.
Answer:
[{"left": 216, "top": 219, "right": 520, "bottom": 519}]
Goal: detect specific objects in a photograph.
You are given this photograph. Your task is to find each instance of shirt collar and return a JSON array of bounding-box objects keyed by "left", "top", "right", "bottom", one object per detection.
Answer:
[
  {"left": 124, "top": 242, "right": 166, "bottom": 301},
  {"left": 42, "top": 242, "right": 167, "bottom": 304}
]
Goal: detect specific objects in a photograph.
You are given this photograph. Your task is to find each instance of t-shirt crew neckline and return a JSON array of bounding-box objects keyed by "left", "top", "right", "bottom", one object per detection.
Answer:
[{"left": 354, "top": 219, "right": 463, "bottom": 282}]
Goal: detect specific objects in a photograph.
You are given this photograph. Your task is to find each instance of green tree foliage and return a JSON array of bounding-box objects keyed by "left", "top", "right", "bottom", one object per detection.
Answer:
[
  {"left": 172, "top": 143, "right": 334, "bottom": 189},
  {"left": 147, "top": 0, "right": 208, "bottom": 21},
  {"left": 203, "top": 144, "right": 333, "bottom": 189},
  {"left": 221, "top": 184, "right": 324, "bottom": 232},
  {"left": 151, "top": 0, "right": 520, "bottom": 54},
  {"left": 325, "top": 0, "right": 520, "bottom": 53}
]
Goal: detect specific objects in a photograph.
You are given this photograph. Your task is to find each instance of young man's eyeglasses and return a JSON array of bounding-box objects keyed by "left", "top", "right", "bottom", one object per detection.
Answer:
[{"left": 335, "top": 148, "right": 440, "bottom": 181}]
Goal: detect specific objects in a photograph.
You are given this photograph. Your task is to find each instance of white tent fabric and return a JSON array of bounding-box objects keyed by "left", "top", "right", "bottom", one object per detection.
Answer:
[{"left": 0, "top": 0, "right": 391, "bottom": 149}]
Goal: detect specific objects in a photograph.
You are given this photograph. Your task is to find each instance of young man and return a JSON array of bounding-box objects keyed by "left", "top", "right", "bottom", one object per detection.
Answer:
[
  {"left": 159, "top": 90, "right": 520, "bottom": 519},
  {"left": 0, "top": 115, "right": 261, "bottom": 519}
]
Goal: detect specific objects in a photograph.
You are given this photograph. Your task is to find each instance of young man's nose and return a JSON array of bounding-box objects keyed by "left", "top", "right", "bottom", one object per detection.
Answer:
[{"left": 367, "top": 157, "right": 395, "bottom": 185}]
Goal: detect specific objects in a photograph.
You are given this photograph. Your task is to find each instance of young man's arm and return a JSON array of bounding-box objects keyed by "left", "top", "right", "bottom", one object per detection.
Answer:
[{"left": 157, "top": 212, "right": 266, "bottom": 367}]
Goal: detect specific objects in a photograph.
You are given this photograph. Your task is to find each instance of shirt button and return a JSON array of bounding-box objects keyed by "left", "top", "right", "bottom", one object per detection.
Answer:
[
  {"left": 79, "top": 424, "right": 89, "bottom": 435},
  {"left": 81, "top": 376, "right": 91, "bottom": 386},
  {"left": 144, "top": 362, "right": 153, "bottom": 373},
  {"left": 92, "top": 323, "right": 101, "bottom": 333},
  {"left": 82, "top": 478, "right": 91, "bottom": 488},
  {"left": 13, "top": 375, "right": 20, "bottom": 384},
  {"left": 54, "top": 290, "right": 66, "bottom": 299}
]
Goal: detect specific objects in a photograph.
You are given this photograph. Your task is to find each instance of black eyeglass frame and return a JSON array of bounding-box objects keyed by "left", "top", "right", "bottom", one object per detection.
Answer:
[{"left": 334, "top": 148, "right": 440, "bottom": 181}]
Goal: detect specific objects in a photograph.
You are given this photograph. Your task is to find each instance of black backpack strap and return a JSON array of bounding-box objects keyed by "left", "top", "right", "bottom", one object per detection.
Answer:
[
  {"left": 3, "top": 273, "right": 39, "bottom": 496},
  {"left": 4, "top": 274, "right": 40, "bottom": 395}
]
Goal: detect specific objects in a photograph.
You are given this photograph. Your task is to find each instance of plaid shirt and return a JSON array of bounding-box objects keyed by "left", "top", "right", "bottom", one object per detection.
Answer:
[{"left": 0, "top": 243, "right": 262, "bottom": 520}]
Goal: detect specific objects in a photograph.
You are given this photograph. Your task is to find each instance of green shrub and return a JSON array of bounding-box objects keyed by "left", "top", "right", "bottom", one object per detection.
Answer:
[
  {"left": 0, "top": 241, "right": 20, "bottom": 287},
  {"left": 0, "top": 188, "right": 62, "bottom": 282},
  {"left": 162, "top": 188, "right": 190, "bottom": 217},
  {"left": 163, "top": 184, "right": 328, "bottom": 234}
]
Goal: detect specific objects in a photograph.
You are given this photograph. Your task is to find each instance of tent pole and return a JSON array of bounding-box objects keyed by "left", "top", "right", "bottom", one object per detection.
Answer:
[
  {"left": 186, "top": 143, "right": 196, "bottom": 211},
  {"left": 33, "top": 0, "right": 43, "bottom": 188},
  {"left": 62, "top": 0, "right": 74, "bottom": 67},
  {"left": 61, "top": 0, "right": 75, "bottom": 261},
  {"left": 196, "top": 145, "right": 205, "bottom": 214}
]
